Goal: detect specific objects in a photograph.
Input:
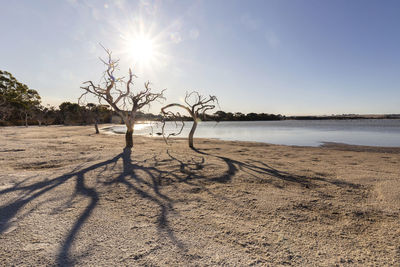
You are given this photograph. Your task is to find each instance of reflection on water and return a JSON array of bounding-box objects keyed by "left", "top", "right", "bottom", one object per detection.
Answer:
[{"left": 110, "top": 119, "right": 400, "bottom": 147}]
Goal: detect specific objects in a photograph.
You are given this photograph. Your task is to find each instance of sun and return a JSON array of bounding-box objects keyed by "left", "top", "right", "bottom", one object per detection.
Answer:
[
  {"left": 119, "top": 23, "right": 166, "bottom": 72},
  {"left": 128, "top": 36, "right": 155, "bottom": 64}
]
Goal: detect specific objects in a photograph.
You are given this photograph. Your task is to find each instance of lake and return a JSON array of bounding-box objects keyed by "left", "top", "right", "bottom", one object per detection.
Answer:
[{"left": 109, "top": 119, "right": 400, "bottom": 147}]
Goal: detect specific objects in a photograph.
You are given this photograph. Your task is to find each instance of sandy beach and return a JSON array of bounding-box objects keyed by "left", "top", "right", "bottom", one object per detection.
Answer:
[{"left": 1, "top": 125, "right": 399, "bottom": 266}]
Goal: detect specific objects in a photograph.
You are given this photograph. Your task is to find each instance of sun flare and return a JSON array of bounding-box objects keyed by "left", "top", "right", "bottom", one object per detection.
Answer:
[
  {"left": 119, "top": 22, "right": 166, "bottom": 72},
  {"left": 128, "top": 36, "right": 155, "bottom": 64}
]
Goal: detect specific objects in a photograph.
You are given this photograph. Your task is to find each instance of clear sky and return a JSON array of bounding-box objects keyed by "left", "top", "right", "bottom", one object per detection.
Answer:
[{"left": 1, "top": 0, "right": 399, "bottom": 115}]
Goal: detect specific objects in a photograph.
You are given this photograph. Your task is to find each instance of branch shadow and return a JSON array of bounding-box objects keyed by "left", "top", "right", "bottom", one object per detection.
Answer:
[
  {"left": 189, "top": 147, "right": 361, "bottom": 193},
  {"left": 102, "top": 148, "right": 185, "bottom": 250},
  {"left": 0, "top": 148, "right": 182, "bottom": 266}
]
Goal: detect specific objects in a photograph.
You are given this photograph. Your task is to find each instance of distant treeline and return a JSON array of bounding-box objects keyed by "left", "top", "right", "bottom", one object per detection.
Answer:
[
  {"left": 2, "top": 101, "right": 400, "bottom": 126},
  {"left": 211, "top": 111, "right": 284, "bottom": 121},
  {"left": 286, "top": 114, "right": 400, "bottom": 120},
  {"left": 203, "top": 112, "right": 400, "bottom": 121},
  {"left": 0, "top": 100, "right": 165, "bottom": 126}
]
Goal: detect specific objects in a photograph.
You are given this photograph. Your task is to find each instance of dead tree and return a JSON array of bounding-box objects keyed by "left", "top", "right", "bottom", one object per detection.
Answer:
[
  {"left": 80, "top": 46, "right": 165, "bottom": 147},
  {"left": 161, "top": 91, "right": 218, "bottom": 148},
  {"left": 83, "top": 103, "right": 100, "bottom": 134}
]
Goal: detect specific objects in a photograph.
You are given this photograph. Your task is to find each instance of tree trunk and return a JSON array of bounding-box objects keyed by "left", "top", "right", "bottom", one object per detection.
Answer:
[
  {"left": 25, "top": 112, "right": 28, "bottom": 127},
  {"left": 94, "top": 120, "right": 99, "bottom": 134},
  {"left": 188, "top": 120, "right": 198, "bottom": 148},
  {"left": 125, "top": 125, "right": 134, "bottom": 148}
]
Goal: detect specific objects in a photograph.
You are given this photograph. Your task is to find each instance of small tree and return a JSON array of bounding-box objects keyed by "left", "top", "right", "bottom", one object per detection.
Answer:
[
  {"left": 46, "top": 106, "right": 59, "bottom": 125},
  {"left": 59, "top": 102, "right": 83, "bottom": 125},
  {"left": 161, "top": 91, "right": 218, "bottom": 148},
  {"left": 32, "top": 105, "right": 46, "bottom": 126},
  {"left": 80, "top": 46, "right": 165, "bottom": 147},
  {"left": 83, "top": 103, "right": 111, "bottom": 134}
]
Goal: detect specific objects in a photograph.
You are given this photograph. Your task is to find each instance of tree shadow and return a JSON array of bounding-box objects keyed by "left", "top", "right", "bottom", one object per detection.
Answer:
[
  {"left": 0, "top": 148, "right": 182, "bottom": 266},
  {"left": 188, "top": 147, "right": 361, "bottom": 193},
  {"left": 0, "top": 145, "right": 364, "bottom": 265},
  {"left": 102, "top": 148, "right": 185, "bottom": 250}
]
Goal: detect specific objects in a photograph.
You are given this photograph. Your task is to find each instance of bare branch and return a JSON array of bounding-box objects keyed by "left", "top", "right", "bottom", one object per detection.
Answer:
[
  {"left": 80, "top": 45, "right": 165, "bottom": 148},
  {"left": 161, "top": 91, "right": 218, "bottom": 148},
  {"left": 160, "top": 110, "right": 185, "bottom": 144}
]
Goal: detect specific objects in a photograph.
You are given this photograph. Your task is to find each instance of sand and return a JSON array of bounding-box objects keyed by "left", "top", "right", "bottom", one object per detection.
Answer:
[{"left": 1, "top": 125, "right": 399, "bottom": 266}]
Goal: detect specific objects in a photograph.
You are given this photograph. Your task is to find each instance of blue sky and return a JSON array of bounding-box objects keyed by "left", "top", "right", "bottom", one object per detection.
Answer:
[{"left": 1, "top": 0, "right": 399, "bottom": 115}]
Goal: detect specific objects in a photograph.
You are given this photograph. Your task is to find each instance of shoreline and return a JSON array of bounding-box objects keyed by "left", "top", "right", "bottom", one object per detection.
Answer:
[{"left": 99, "top": 124, "right": 400, "bottom": 152}]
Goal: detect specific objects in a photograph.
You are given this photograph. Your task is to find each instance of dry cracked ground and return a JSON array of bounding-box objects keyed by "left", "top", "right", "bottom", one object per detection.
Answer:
[{"left": 1, "top": 125, "right": 400, "bottom": 266}]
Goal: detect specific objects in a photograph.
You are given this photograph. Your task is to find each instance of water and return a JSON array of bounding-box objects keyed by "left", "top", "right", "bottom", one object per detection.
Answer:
[{"left": 109, "top": 119, "right": 400, "bottom": 147}]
